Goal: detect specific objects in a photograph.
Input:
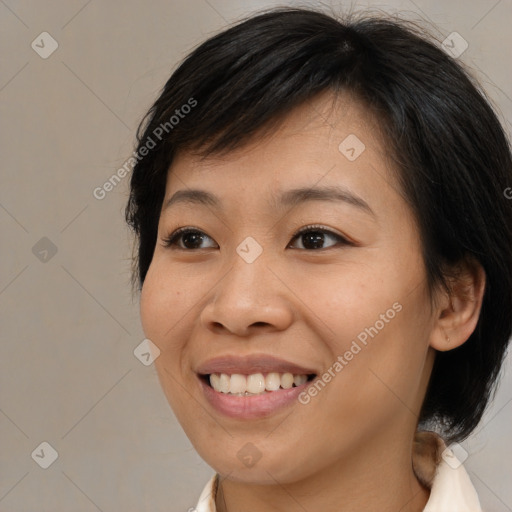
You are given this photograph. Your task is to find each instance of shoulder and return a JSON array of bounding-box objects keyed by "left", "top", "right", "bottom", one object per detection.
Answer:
[
  {"left": 193, "top": 473, "right": 218, "bottom": 512},
  {"left": 414, "top": 431, "right": 483, "bottom": 511}
]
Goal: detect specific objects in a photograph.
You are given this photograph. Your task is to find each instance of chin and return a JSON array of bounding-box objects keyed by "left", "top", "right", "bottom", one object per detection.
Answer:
[{"left": 197, "top": 444, "right": 315, "bottom": 485}]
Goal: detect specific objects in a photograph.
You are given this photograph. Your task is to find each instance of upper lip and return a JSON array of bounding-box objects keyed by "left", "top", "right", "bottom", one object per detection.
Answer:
[{"left": 196, "top": 354, "right": 317, "bottom": 376}]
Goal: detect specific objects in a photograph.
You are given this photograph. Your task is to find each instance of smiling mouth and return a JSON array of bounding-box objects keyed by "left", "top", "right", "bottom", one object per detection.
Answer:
[{"left": 200, "top": 372, "right": 317, "bottom": 396}]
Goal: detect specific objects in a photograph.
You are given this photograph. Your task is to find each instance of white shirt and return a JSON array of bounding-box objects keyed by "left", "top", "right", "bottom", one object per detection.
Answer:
[{"left": 193, "top": 431, "right": 482, "bottom": 512}]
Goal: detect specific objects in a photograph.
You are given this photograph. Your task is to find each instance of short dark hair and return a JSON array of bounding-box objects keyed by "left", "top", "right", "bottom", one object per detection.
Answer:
[{"left": 125, "top": 7, "right": 512, "bottom": 442}]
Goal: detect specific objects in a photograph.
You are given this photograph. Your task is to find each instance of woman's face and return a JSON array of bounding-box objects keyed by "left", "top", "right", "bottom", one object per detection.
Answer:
[{"left": 140, "top": 92, "right": 438, "bottom": 484}]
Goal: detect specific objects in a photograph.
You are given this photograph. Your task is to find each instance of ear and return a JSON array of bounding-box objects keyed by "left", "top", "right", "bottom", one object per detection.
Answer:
[{"left": 429, "top": 257, "right": 486, "bottom": 352}]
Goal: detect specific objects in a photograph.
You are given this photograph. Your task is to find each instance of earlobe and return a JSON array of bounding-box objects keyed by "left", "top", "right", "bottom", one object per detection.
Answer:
[{"left": 429, "top": 258, "right": 486, "bottom": 352}]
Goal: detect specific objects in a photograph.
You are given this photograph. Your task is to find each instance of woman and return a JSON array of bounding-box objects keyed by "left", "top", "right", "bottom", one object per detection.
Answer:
[{"left": 125, "top": 7, "right": 512, "bottom": 511}]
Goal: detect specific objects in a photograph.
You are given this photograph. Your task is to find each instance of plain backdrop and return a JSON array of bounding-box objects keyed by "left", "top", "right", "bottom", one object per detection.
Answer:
[{"left": 1, "top": 0, "right": 511, "bottom": 511}]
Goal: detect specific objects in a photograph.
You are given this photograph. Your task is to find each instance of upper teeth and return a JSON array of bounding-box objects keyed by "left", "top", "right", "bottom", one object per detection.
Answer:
[{"left": 209, "top": 372, "right": 309, "bottom": 395}]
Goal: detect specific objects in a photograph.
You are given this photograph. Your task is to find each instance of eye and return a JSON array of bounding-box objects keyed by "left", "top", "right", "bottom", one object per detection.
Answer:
[
  {"left": 162, "top": 226, "right": 353, "bottom": 250},
  {"left": 161, "top": 227, "right": 217, "bottom": 250},
  {"left": 288, "top": 224, "right": 352, "bottom": 250},
  {"left": 161, "top": 224, "right": 352, "bottom": 251}
]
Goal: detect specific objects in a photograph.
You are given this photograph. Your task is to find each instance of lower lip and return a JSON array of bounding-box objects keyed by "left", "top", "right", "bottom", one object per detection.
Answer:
[{"left": 198, "top": 376, "right": 313, "bottom": 419}]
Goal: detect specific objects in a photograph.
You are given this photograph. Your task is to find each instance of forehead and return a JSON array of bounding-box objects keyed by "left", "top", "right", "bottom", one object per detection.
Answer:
[{"left": 163, "top": 91, "right": 399, "bottom": 210}]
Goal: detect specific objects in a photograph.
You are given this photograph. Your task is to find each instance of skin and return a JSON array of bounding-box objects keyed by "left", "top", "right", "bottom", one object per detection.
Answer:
[{"left": 139, "top": 91, "right": 485, "bottom": 512}]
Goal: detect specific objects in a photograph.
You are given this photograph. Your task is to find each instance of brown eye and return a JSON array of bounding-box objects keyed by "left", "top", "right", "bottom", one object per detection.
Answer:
[
  {"left": 161, "top": 228, "right": 217, "bottom": 250},
  {"left": 161, "top": 225, "right": 352, "bottom": 251},
  {"left": 289, "top": 225, "right": 352, "bottom": 250}
]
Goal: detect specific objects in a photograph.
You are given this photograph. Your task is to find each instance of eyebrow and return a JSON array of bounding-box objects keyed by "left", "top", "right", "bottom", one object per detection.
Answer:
[{"left": 162, "top": 185, "right": 375, "bottom": 217}]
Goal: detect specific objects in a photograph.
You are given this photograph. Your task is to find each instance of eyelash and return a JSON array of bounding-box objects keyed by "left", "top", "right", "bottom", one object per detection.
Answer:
[{"left": 160, "top": 224, "right": 353, "bottom": 251}]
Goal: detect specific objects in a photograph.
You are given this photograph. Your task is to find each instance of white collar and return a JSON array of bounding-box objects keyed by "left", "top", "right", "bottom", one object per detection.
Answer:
[{"left": 194, "top": 432, "right": 482, "bottom": 511}]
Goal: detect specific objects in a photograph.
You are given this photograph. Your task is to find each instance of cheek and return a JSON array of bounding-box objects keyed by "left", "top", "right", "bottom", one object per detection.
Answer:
[
  {"left": 139, "top": 267, "right": 193, "bottom": 407},
  {"left": 324, "top": 297, "right": 431, "bottom": 425},
  {"left": 139, "top": 269, "right": 164, "bottom": 344},
  {"left": 139, "top": 261, "right": 188, "bottom": 347},
  {"left": 298, "top": 257, "right": 431, "bottom": 415},
  {"left": 139, "top": 264, "right": 196, "bottom": 415},
  {"left": 281, "top": 258, "right": 395, "bottom": 350}
]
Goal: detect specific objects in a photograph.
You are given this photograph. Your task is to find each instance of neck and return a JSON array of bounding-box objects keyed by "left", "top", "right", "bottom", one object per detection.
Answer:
[{"left": 215, "top": 429, "right": 430, "bottom": 512}]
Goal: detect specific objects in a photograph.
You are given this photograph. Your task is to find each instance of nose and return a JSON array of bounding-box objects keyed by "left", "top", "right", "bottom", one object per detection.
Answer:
[{"left": 199, "top": 247, "right": 294, "bottom": 337}]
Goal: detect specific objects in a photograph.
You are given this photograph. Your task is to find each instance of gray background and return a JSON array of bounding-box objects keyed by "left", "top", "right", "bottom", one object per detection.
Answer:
[{"left": 1, "top": 0, "right": 511, "bottom": 510}]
